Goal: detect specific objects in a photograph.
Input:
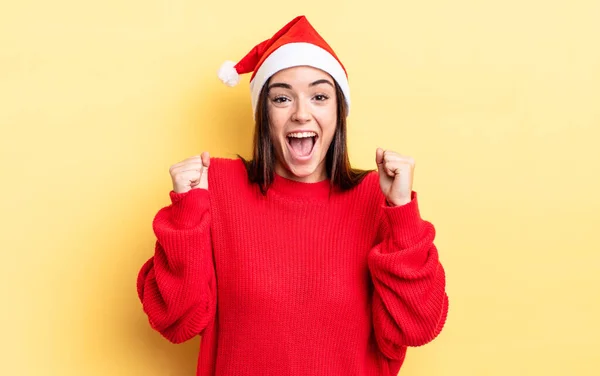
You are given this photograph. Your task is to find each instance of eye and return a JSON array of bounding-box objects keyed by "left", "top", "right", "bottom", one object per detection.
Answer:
[
  {"left": 272, "top": 96, "right": 290, "bottom": 104},
  {"left": 314, "top": 94, "right": 329, "bottom": 101}
]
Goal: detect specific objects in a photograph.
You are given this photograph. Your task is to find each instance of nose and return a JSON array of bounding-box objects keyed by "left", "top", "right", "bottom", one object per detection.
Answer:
[{"left": 292, "top": 98, "right": 311, "bottom": 123}]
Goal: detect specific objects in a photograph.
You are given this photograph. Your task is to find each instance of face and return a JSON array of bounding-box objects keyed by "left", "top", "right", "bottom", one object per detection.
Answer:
[{"left": 267, "top": 66, "right": 338, "bottom": 183}]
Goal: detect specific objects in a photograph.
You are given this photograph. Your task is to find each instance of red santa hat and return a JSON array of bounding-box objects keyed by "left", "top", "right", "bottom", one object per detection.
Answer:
[{"left": 217, "top": 15, "right": 351, "bottom": 116}]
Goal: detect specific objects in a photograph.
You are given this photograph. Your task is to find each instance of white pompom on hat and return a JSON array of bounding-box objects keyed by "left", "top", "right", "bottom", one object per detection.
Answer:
[{"left": 217, "top": 15, "right": 351, "bottom": 116}]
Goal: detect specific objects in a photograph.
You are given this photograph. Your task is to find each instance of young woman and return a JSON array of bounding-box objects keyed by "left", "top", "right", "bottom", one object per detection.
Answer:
[{"left": 137, "top": 15, "right": 448, "bottom": 376}]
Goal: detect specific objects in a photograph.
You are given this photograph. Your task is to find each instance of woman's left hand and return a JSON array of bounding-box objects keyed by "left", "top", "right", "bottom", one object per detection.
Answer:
[{"left": 376, "top": 148, "right": 415, "bottom": 206}]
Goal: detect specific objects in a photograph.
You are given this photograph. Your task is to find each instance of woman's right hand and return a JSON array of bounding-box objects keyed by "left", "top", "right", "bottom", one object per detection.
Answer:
[{"left": 169, "top": 151, "right": 210, "bottom": 193}]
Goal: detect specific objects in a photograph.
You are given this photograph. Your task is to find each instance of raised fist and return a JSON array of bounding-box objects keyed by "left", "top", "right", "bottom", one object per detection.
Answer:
[
  {"left": 376, "top": 148, "right": 414, "bottom": 206},
  {"left": 169, "top": 151, "right": 210, "bottom": 193}
]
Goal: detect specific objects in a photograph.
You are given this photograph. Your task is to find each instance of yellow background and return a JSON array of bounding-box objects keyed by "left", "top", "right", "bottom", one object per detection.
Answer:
[{"left": 1, "top": 1, "right": 599, "bottom": 375}]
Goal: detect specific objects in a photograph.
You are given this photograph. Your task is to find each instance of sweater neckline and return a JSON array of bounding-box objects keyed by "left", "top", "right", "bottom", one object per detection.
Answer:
[{"left": 269, "top": 173, "right": 332, "bottom": 201}]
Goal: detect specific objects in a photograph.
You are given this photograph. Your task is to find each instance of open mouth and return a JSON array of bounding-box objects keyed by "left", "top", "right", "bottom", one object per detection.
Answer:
[{"left": 286, "top": 131, "right": 318, "bottom": 159}]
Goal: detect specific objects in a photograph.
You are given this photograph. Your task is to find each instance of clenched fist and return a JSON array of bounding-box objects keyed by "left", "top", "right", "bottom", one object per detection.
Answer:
[
  {"left": 169, "top": 152, "right": 210, "bottom": 193},
  {"left": 376, "top": 148, "right": 415, "bottom": 206}
]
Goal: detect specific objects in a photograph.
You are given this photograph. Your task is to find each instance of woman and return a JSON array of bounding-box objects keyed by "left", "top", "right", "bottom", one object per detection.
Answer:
[{"left": 137, "top": 15, "right": 448, "bottom": 376}]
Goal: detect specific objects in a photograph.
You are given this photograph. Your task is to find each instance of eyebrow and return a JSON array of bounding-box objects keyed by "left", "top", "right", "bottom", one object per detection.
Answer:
[
  {"left": 268, "top": 82, "right": 292, "bottom": 90},
  {"left": 309, "top": 79, "right": 334, "bottom": 87},
  {"left": 267, "top": 79, "right": 334, "bottom": 91}
]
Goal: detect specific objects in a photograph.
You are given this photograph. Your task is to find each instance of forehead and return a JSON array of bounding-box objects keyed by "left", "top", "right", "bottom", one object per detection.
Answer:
[{"left": 270, "top": 66, "right": 334, "bottom": 86}]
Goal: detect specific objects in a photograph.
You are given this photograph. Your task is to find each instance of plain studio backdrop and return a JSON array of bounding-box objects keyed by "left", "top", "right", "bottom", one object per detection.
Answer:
[{"left": 1, "top": 1, "right": 599, "bottom": 375}]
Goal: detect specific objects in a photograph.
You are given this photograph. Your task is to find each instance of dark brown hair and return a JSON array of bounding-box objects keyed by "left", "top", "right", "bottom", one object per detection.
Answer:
[{"left": 239, "top": 77, "right": 371, "bottom": 194}]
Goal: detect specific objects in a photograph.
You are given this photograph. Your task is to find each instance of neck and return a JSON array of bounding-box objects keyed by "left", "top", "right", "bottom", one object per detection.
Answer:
[{"left": 274, "top": 160, "right": 327, "bottom": 183}]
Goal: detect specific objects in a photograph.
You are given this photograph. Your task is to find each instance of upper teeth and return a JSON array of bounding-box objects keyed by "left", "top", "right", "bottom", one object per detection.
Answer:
[{"left": 288, "top": 132, "right": 317, "bottom": 138}]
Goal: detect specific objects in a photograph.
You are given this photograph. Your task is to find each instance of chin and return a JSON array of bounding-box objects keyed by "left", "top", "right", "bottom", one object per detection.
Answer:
[
  {"left": 283, "top": 158, "right": 324, "bottom": 181},
  {"left": 289, "top": 165, "right": 316, "bottom": 178}
]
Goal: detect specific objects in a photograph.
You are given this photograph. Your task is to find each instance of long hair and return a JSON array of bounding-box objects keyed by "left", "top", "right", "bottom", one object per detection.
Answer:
[{"left": 239, "top": 77, "right": 371, "bottom": 194}]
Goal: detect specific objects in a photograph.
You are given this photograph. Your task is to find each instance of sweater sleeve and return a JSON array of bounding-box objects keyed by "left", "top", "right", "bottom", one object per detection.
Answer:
[
  {"left": 136, "top": 188, "right": 217, "bottom": 344},
  {"left": 367, "top": 191, "right": 448, "bottom": 360}
]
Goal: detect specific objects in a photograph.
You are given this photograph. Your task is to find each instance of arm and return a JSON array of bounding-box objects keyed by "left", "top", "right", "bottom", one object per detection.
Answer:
[
  {"left": 136, "top": 188, "right": 217, "bottom": 344},
  {"left": 367, "top": 192, "right": 448, "bottom": 360}
]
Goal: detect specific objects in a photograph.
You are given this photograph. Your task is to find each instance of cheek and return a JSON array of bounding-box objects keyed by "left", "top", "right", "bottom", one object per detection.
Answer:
[
  {"left": 268, "top": 108, "right": 286, "bottom": 139},
  {"left": 317, "top": 108, "right": 337, "bottom": 143},
  {"left": 322, "top": 126, "right": 336, "bottom": 150}
]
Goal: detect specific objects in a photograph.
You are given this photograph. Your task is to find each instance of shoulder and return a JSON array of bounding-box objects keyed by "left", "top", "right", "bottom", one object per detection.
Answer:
[
  {"left": 359, "top": 170, "right": 380, "bottom": 189},
  {"left": 354, "top": 170, "right": 380, "bottom": 194},
  {"left": 208, "top": 156, "right": 248, "bottom": 185},
  {"left": 340, "top": 170, "right": 385, "bottom": 205},
  {"left": 209, "top": 156, "right": 246, "bottom": 172}
]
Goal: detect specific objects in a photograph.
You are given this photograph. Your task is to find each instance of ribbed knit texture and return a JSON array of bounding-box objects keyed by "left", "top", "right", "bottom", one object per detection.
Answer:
[{"left": 137, "top": 157, "right": 448, "bottom": 376}]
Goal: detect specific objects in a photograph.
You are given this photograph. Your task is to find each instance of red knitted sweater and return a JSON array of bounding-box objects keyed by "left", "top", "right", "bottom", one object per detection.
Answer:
[{"left": 137, "top": 157, "right": 448, "bottom": 376}]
